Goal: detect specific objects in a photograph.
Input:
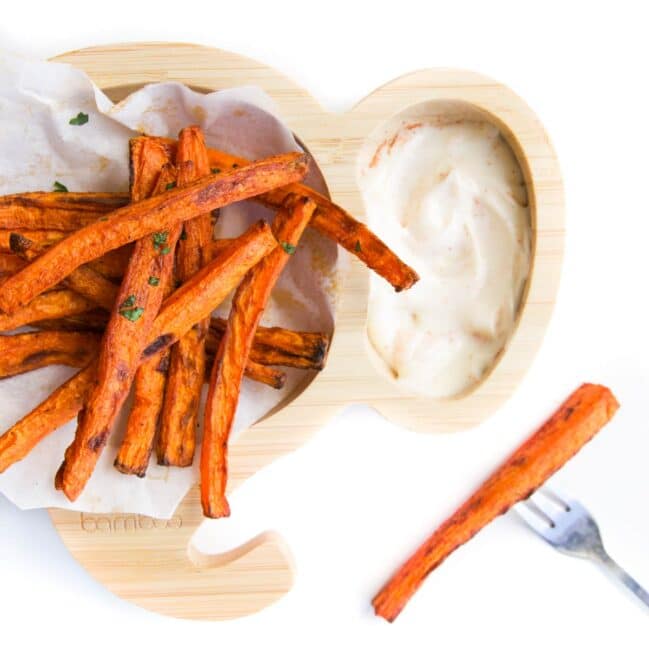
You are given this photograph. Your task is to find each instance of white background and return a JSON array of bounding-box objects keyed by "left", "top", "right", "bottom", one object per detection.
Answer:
[{"left": 1, "top": 1, "right": 648, "bottom": 646}]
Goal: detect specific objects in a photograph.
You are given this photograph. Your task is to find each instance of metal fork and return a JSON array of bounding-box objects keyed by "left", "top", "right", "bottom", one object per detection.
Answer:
[{"left": 514, "top": 488, "right": 649, "bottom": 609}]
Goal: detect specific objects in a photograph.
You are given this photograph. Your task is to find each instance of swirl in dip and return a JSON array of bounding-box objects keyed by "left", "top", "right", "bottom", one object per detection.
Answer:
[{"left": 359, "top": 115, "right": 531, "bottom": 398}]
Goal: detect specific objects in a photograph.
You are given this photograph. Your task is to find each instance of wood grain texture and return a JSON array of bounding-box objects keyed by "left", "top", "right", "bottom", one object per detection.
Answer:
[{"left": 47, "top": 42, "right": 564, "bottom": 621}]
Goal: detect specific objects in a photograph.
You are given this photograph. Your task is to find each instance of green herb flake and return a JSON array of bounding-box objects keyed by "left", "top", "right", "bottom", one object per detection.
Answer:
[
  {"left": 354, "top": 240, "right": 362, "bottom": 253},
  {"left": 160, "top": 246, "right": 171, "bottom": 255},
  {"left": 98, "top": 216, "right": 109, "bottom": 222},
  {"left": 180, "top": 229, "right": 187, "bottom": 240},
  {"left": 152, "top": 231, "right": 168, "bottom": 251},
  {"left": 119, "top": 295, "right": 136, "bottom": 309},
  {"left": 280, "top": 241, "right": 296, "bottom": 255},
  {"left": 165, "top": 181, "right": 176, "bottom": 191},
  {"left": 148, "top": 276, "right": 160, "bottom": 287},
  {"left": 69, "top": 112, "right": 89, "bottom": 126},
  {"left": 53, "top": 181, "right": 68, "bottom": 193},
  {"left": 119, "top": 307, "right": 145, "bottom": 322},
  {"left": 211, "top": 168, "right": 221, "bottom": 174}
]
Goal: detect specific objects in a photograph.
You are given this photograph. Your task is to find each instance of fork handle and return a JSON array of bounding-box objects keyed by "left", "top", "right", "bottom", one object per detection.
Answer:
[{"left": 599, "top": 555, "right": 649, "bottom": 609}]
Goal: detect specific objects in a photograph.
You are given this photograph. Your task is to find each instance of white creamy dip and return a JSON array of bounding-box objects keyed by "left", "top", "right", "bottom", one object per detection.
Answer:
[{"left": 359, "top": 116, "right": 531, "bottom": 398}]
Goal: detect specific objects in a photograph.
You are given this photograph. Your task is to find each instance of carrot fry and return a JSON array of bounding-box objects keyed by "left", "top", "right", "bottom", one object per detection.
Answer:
[
  {"left": 111, "top": 143, "right": 178, "bottom": 478},
  {"left": 57, "top": 217, "right": 277, "bottom": 500},
  {"left": 0, "top": 221, "right": 278, "bottom": 477},
  {"left": 209, "top": 318, "right": 330, "bottom": 369},
  {"left": 0, "top": 192, "right": 130, "bottom": 230},
  {"left": 0, "top": 152, "right": 307, "bottom": 313},
  {"left": 113, "top": 350, "right": 170, "bottom": 477},
  {"left": 0, "top": 289, "right": 95, "bottom": 332},
  {"left": 207, "top": 354, "right": 286, "bottom": 390},
  {"left": 87, "top": 246, "right": 133, "bottom": 279},
  {"left": 157, "top": 126, "right": 213, "bottom": 468},
  {"left": 202, "top": 195, "right": 316, "bottom": 518},
  {"left": 372, "top": 383, "right": 620, "bottom": 622},
  {"left": 0, "top": 229, "right": 65, "bottom": 251},
  {"left": 8, "top": 232, "right": 118, "bottom": 311},
  {"left": 0, "top": 364, "right": 96, "bottom": 474},
  {"left": 56, "top": 145, "right": 179, "bottom": 500},
  {"left": 34, "top": 311, "right": 109, "bottom": 333},
  {"left": 0, "top": 331, "right": 100, "bottom": 378},
  {"left": 0, "top": 253, "right": 25, "bottom": 276}
]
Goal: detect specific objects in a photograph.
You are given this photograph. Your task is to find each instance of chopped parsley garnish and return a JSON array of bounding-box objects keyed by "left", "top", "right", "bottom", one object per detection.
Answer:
[
  {"left": 98, "top": 216, "right": 109, "bottom": 221},
  {"left": 211, "top": 168, "right": 221, "bottom": 174},
  {"left": 180, "top": 229, "right": 187, "bottom": 240},
  {"left": 160, "top": 246, "right": 171, "bottom": 255},
  {"left": 119, "top": 295, "right": 136, "bottom": 309},
  {"left": 354, "top": 240, "right": 362, "bottom": 253},
  {"left": 69, "top": 112, "right": 89, "bottom": 126},
  {"left": 148, "top": 276, "right": 160, "bottom": 286},
  {"left": 119, "top": 307, "right": 144, "bottom": 322},
  {"left": 165, "top": 181, "right": 176, "bottom": 191},
  {"left": 53, "top": 181, "right": 68, "bottom": 192},
  {"left": 280, "top": 241, "right": 296, "bottom": 255},
  {"left": 152, "top": 231, "right": 168, "bottom": 252}
]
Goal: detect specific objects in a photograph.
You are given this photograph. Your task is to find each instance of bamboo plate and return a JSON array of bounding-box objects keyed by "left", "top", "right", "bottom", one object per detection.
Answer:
[{"left": 48, "top": 42, "right": 564, "bottom": 621}]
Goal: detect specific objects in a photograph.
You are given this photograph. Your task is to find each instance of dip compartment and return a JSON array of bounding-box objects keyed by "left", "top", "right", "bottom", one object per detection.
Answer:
[{"left": 357, "top": 100, "right": 533, "bottom": 399}]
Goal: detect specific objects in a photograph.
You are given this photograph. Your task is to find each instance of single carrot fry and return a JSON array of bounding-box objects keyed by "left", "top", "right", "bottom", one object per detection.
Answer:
[
  {"left": 0, "top": 289, "right": 95, "bottom": 332},
  {"left": 8, "top": 232, "right": 118, "bottom": 311},
  {"left": 0, "top": 331, "right": 100, "bottom": 378},
  {"left": 202, "top": 196, "right": 316, "bottom": 518},
  {"left": 0, "top": 152, "right": 307, "bottom": 313},
  {"left": 56, "top": 146, "right": 179, "bottom": 500},
  {"left": 0, "top": 192, "right": 130, "bottom": 230},
  {"left": 88, "top": 246, "right": 133, "bottom": 279},
  {"left": 157, "top": 126, "right": 213, "bottom": 468},
  {"left": 209, "top": 317, "right": 330, "bottom": 369},
  {"left": 0, "top": 253, "right": 25, "bottom": 276},
  {"left": 0, "top": 229, "right": 65, "bottom": 251},
  {"left": 111, "top": 145, "right": 179, "bottom": 478},
  {"left": 207, "top": 353, "right": 286, "bottom": 390},
  {"left": 372, "top": 383, "right": 620, "bottom": 622},
  {"left": 34, "top": 311, "right": 109, "bottom": 333},
  {"left": 57, "top": 218, "right": 276, "bottom": 500},
  {"left": 113, "top": 350, "right": 170, "bottom": 477},
  {"left": 0, "top": 364, "right": 96, "bottom": 473}
]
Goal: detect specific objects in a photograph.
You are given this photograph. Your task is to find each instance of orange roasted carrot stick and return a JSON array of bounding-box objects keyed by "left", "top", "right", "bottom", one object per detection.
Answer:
[
  {"left": 0, "top": 229, "right": 65, "bottom": 251},
  {"left": 0, "top": 253, "right": 25, "bottom": 276},
  {"left": 55, "top": 143, "right": 179, "bottom": 499},
  {"left": 372, "top": 383, "right": 620, "bottom": 622},
  {"left": 0, "top": 152, "right": 307, "bottom": 313},
  {"left": 201, "top": 195, "right": 316, "bottom": 518},
  {"left": 0, "top": 289, "right": 96, "bottom": 332},
  {"left": 0, "top": 192, "right": 129, "bottom": 230},
  {"left": 0, "top": 331, "right": 100, "bottom": 378},
  {"left": 8, "top": 232, "right": 119, "bottom": 311},
  {"left": 209, "top": 318, "right": 330, "bottom": 369},
  {"left": 0, "top": 222, "right": 277, "bottom": 477},
  {"left": 0, "top": 364, "right": 96, "bottom": 474},
  {"left": 157, "top": 126, "right": 213, "bottom": 468},
  {"left": 111, "top": 149, "right": 180, "bottom": 477}
]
